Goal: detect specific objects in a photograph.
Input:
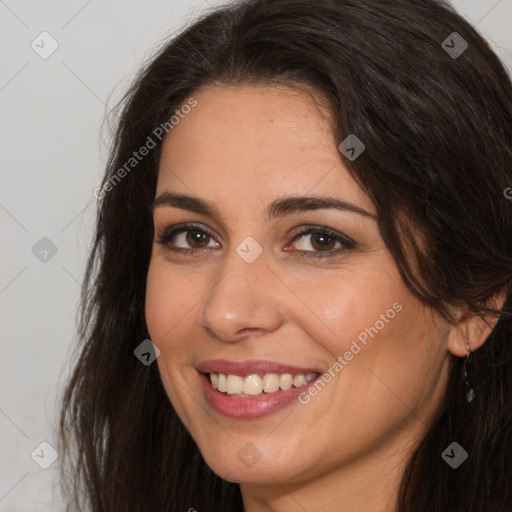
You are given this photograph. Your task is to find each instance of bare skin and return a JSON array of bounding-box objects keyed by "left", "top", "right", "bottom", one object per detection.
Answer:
[{"left": 145, "top": 84, "right": 497, "bottom": 511}]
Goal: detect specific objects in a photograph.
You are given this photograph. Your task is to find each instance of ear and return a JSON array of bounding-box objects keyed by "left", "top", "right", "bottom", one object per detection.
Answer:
[{"left": 446, "top": 291, "right": 507, "bottom": 357}]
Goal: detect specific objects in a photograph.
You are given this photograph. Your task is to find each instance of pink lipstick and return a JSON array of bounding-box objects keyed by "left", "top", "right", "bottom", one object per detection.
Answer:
[{"left": 197, "top": 359, "right": 321, "bottom": 419}]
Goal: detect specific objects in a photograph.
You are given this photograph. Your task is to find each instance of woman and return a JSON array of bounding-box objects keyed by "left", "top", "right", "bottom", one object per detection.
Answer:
[{"left": 58, "top": 0, "right": 512, "bottom": 510}]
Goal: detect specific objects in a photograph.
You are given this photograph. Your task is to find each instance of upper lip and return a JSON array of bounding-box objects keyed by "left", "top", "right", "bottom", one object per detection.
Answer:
[{"left": 197, "top": 359, "right": 321, "bottom": 376}]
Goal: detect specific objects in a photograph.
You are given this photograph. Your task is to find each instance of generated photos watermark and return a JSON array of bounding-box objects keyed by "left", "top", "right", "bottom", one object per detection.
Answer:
[
  {"left": 298, "top": 301, "right": 403, "bottom": 405},
  {"left": 93, "top": 97, "right": 198, "bottom": 200}
]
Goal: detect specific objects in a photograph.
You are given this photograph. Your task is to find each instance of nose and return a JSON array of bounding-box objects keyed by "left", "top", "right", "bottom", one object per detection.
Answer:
[{"left": 199, "top": 249, "right": 283, "bottom": 342}]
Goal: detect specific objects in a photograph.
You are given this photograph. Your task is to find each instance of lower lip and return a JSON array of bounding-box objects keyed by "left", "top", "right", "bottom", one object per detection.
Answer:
[{"left": 199, "top": 372, "right": 319, "bottom": 419}]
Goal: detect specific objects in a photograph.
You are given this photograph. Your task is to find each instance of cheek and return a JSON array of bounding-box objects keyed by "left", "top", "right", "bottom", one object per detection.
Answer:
[
  {"left": 145, "top": 259, "right": 204, "bottom": 422},
  {"left": 291, "top": 262, "right": 406, "bottom": 358},
  {"left": 144, "top": 259, "right": 201, "bottom": 344},
  {"left": 145, "top": 262, "right": 169, "bottom": 341},
  {"left": 308, "top": 270, "right": 444, "bottom": 429}
]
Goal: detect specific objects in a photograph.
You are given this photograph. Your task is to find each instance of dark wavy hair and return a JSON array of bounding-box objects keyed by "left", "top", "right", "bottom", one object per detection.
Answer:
[{"left": 57, "top": 0, "right": 512, "bottom": 510}]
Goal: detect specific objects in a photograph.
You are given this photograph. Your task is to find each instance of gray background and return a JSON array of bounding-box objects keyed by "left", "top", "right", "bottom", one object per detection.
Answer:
[{"left": 1, "top": 0, "right": 511, "bottom": 509}]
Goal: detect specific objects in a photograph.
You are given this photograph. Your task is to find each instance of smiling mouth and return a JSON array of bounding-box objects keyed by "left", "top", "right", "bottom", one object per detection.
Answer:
[{"left": 206, "top": 371, "right": 320, "bottom": 397}]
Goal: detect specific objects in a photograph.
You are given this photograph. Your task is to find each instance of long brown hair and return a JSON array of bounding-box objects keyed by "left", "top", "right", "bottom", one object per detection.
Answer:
[{"left": 57, "top": 0, "right": 512, "bottom": 510}]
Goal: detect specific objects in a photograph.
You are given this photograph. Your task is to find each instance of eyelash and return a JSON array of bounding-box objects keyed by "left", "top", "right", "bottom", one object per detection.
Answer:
[{"left": 156, "top": 222, "right": 356, "bottom": 259}]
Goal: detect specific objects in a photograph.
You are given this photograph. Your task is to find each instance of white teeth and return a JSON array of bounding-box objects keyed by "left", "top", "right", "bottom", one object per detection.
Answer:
[
  {"left": 226, "top": 375, "right": 244, "bottom": 395},
  {"left": 292, "top": 374, "right": 306, "bottom": 387},
  {"left": 262, "top": 373, "right": 280, "bottom": 393},
  {"left": 217, "top": 374, "right": 227, "bottom": 393},
  {"left": 243, "top": 374, "right": 263, "bottom": 395},
  {"left": 279, "top": 373, "right": 293, "bottom": 390},
  {"left": 209, "top": 372, "right": 319, "bottom": 396}
]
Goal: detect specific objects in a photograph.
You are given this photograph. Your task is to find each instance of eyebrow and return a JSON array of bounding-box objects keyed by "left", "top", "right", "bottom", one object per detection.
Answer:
[{"left": 152, "top": 192, "right": 377, "bottom": 220}]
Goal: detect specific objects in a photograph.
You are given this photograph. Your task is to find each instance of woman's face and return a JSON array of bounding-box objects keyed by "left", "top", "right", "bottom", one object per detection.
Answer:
[{"left": 145, "top": 84, "right": 454, "bottom": 489}]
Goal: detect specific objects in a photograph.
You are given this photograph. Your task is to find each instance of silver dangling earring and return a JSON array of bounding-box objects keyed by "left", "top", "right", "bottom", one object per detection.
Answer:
[{"left": 463, "top": 336, "right": 475, "bottom": 403}]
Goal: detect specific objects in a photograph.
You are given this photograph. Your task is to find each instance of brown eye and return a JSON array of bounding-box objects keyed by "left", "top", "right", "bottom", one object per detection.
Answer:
[
  {"left": 309, "top": 233, "right": 337, "bottom": 251},
  {"left": 292, "top": 232, "right": 343, "bottom": 252},
  {"left": 157, "top": 224, "right": 221, "bottom": 253},
  {"left": 287, "top": 226, "right": 356, "bottom": 259},
  {"left": 185, "top": 229, "right": 210, "bottom": 248}
]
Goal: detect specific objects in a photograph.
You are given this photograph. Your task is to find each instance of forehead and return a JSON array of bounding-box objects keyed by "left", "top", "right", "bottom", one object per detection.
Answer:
[{"left": 156, "top": 84, "right": 373, "bottom": 215}]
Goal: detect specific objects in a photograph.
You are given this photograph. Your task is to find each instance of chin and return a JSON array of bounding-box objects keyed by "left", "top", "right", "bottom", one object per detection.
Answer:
[{"left": 199, "top": 445, "right": 311, "bottom": 485}]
